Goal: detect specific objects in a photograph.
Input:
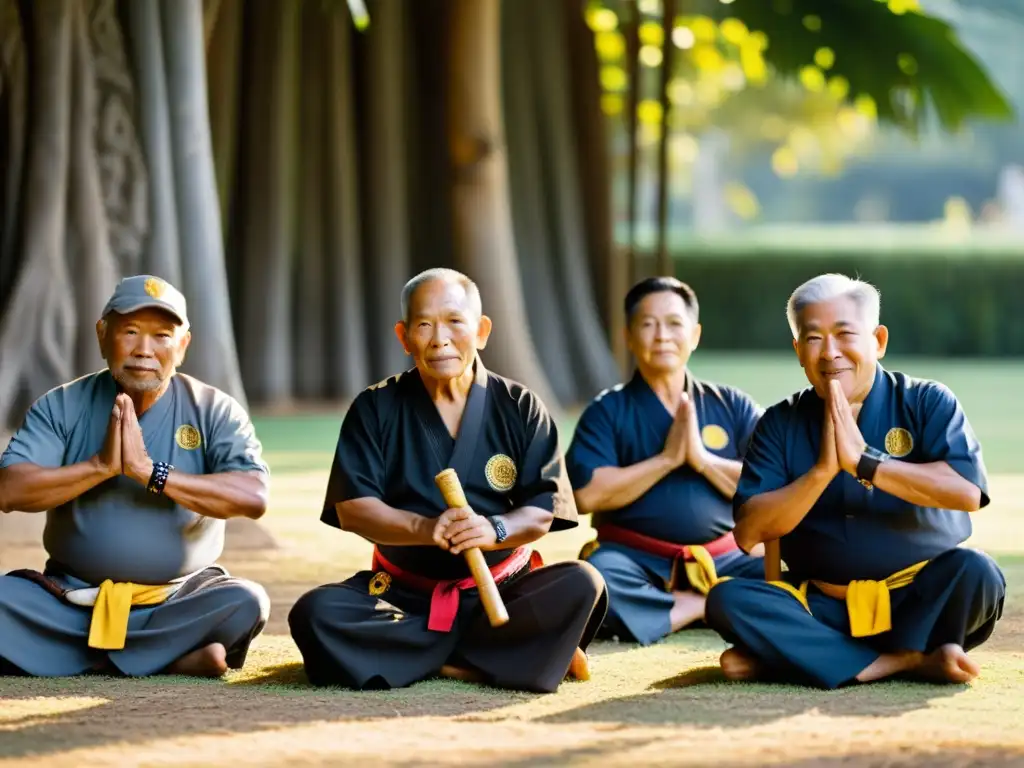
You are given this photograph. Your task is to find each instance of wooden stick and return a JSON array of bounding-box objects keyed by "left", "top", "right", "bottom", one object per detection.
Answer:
[
  {"left": 434, "top": 468, "right": 509, "bottom": 627},
  {"left": 764, "top": 539, "right": 782, "bottom": 582}
]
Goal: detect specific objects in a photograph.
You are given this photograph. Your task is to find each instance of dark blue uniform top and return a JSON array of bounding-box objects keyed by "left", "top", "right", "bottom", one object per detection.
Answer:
[
  {"left": 320, "top": 359, "right": 578, "bottom": 580},
  {"left": 735, "top": 365, "right": 989, "bottom": 584},
  {"left": 565, "top": 371, "right": 762, "bottom": 544}
]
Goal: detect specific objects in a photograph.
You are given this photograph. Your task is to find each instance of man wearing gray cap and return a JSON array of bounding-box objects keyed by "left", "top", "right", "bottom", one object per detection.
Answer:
[{"left": 0, "top": 275, "right": 271, "bottom": 678}]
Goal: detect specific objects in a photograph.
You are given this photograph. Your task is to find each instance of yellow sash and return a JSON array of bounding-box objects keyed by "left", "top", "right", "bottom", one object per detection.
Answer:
[
  {"left": 696, "top": 549, "right": 927, "bottom": 637},
  {"left": 86, "top": 581, "right": 175, "bottom": 650}
]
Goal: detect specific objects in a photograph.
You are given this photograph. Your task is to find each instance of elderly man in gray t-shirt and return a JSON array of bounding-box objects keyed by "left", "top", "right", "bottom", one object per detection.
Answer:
[{"left": 0, "top": 275, "right": 270, "bottom": 678}]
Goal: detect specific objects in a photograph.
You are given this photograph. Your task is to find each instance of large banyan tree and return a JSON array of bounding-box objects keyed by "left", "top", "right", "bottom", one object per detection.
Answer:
[{"left": 0, "top": 0, "right": 1013, "bottom": 432}]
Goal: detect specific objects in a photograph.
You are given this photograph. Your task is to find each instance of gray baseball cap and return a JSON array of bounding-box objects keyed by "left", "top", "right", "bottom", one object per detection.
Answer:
[{"left": 100, "top": 275, "right": 189, "bottom": 327}]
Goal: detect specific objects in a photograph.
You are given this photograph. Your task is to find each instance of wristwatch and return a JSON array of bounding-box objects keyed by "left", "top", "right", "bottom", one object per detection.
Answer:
[
  {"left": 856, "top": 446, "right": 889, "bottom": 489},
  {"left": 489, "top": 516, "right": 508, "bottom": 544}
]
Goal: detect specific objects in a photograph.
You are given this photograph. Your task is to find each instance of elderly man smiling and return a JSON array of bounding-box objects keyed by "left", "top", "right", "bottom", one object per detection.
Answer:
[
  {"left": 0, "top": 275, "right": 270, "bottom": 679},
  {"left": 704, "top": 273, "right": 1005, "bottom": 689}
]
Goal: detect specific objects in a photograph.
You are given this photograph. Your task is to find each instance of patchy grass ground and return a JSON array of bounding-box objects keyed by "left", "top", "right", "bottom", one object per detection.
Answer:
[{"left": 2, "top": 354, "right": 1023, "bottom": 767}]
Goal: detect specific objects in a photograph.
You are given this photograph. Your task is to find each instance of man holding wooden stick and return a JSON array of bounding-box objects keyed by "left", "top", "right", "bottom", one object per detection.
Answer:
[{"left": 289, "top": 268, "right": 606, "bottom": 693}]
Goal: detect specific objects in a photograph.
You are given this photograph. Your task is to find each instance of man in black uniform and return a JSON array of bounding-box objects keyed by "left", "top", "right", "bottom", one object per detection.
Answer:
[
  {"left": 705, "top": 273, "right": 1006, "bottom": 689},
  {"left": 289, "top": 268, "right": 607, "bottom": 693}
]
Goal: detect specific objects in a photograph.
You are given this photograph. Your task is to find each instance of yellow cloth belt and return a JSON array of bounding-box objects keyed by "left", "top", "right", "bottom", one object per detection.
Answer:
[
  {"left": 722, "top": 560, "right": 929, "bottom": 638},
  {"left": 86, "top": 580, "right": 175, "bottom": 650},
  {"left": 696, "top": 548, "right": 928, "bottom": 637}
]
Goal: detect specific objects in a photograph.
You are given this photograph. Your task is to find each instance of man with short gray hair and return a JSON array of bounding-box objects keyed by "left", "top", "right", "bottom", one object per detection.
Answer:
[
  {"left": 0, "top": 275, "right": 271, "bottom": 678},
  {"left": 704, "top": 273, "right": 1005, "bottom": 688}
]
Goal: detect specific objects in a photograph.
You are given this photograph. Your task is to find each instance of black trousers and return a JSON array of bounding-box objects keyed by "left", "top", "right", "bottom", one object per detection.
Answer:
[
  {"left": 705, "top": 548, "right": 1006, "bottom": 689},
  {"left": 288, "top": 560, "right": 608, "bottom": 693}
]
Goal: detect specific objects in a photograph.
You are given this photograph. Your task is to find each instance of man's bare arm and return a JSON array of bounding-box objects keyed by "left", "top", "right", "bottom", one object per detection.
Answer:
[
  {"left": 335, "top": 497, "right": 436, "bottom": 545},
  {"left": 0, "top": 460, "right": 114, "bottom": 514},
  {"left": 160, "top": 469, "right": 269, "bottom": 520},
  {"left": 574, "top": 457, "right": 678, "bottom": 515},
  {"left": 694, "top": 454, "right": 744, "bottom": 500},
  {"left": 733, "top": 466, "right": 835, "bottom": 553},
  {"left": 872, "top": 460, "right": 982, "bottom": 512}
]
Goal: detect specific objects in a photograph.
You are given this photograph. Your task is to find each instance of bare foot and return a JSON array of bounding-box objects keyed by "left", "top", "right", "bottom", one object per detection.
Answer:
[
  {"left": 165, "top": 643, "right": 228, "bottom": 678},
  {"left": 567, "top": 647, "right": 590, "bottom": 681},
  {"left": 912, "top": 644, "right": 980, "bottom": 684},
  {"left": 439, "top": 664, "right": 485, "bottom": 683},
  {"left": 720, "top": 647, "right": 762, "bottom": 681},
  {"left": 669, "top": 591, "right": 707, "bottom": 632}
]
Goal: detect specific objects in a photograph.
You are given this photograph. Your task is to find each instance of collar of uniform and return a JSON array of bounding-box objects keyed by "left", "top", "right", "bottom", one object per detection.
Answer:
[
  {"left": 854, "top": 363, "right": 892, "bottom": 445},
  {"left": 627, "top": 368, "right": 698, "bottom": 420}
]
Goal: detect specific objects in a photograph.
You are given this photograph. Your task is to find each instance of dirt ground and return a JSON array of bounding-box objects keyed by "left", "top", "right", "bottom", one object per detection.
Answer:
[{"left": 1, "top": 474, "right": 1022, "bottom": 767}]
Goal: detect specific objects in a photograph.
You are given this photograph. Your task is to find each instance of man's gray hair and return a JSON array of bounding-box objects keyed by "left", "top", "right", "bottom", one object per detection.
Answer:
[
  {"left": 400, "top": 268, "right": 482, "bottom": 322},
  {"left": 786, "top": 273, "right": 881, "bottom": 338}
]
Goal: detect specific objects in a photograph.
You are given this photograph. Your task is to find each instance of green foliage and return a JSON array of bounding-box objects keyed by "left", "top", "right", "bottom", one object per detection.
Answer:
[
  {"left": 652, "top": 238, "right": 1024, "bottom": 356},
  {"left": 714, "top": 0, "right": 1015, "bottom": 132}
]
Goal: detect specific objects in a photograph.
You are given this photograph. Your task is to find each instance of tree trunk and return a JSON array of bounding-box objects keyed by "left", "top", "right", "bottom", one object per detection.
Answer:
[
  {"left": 0, "top": 0, "right": 75, "bottom": 429},
  {"left": 323, "top": 9, "right": 370, "bottom": 399},
  {"left": 235, "top": 0, "right": 300, "bottom": 405},
  {"left": 446, "top": 0, "right": 559, "bottom": 410},
  {"left": 358, "top": 0, "right": 411, "bottom": 379},
  {"left": 527, "top": 0, "right": 620, "bottom": 399},
  {"left": 69, "top": 0, "right": 119, "bottom": 372},
  {"left": 293, "top": 3, "right": 327, "bottom": 400},
  {"left": 0, "top": 0, "right": 27, "bottom": 309},
  {"left": 206, "top": 0, "right": 240, "bottom": 233},
  {"left": 501, "top": 0, "right": 579, "bottom": 405},
  {"left": 564, "top": 0, "right": 624, "bottom": 371},
  {"left": 160, "top": 0, "right": 246, "bottom": 406}
]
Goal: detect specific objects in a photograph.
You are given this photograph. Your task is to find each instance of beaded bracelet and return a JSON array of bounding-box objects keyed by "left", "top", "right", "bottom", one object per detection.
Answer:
[{"left": 147, "top": 461, "right": 174, "bottom": 495}]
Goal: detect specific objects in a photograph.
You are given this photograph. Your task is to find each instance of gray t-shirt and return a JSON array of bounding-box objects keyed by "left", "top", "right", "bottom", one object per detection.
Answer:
[{"left": 0, "top": 371, "right": 268, "bottom": 585}]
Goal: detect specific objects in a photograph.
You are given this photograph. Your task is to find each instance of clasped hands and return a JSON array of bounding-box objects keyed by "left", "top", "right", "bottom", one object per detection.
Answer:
[
  {"left": 661, "top": 393, "right": 709, "bottom": 473},
  {"left": 93, "top": 393, "right": 156, "bottom": 486},
  {"left": 819, "top": 378, "right": 869, "bottom": 478},
  {"left": 432, "top": 507, "right": 498, "bottom": 555}
]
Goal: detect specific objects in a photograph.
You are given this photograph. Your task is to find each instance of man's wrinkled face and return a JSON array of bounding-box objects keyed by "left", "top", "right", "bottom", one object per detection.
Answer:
[
  {"left": 627, "top": 291, "right": 701, "bottom": 376},
  {"left": 98, "top": 309, "right": 190, "bottom": 393},
  {"left": 395, "top": 279, "right": 492, "bottom": 382},
  {"left": 793, "top": 295, "right": 887, "bottom": 401}
]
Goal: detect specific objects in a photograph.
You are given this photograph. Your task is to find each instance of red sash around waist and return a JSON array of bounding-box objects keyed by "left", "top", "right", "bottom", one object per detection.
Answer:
[
  {"left": 595, "top": 525, "right": 738, "bottom": 591},
  {"left": 371, "top": 546, "right": 540, "bottom": 633},
  {"left": 596, "top": 525, "right": 739, "bottom": 561}
]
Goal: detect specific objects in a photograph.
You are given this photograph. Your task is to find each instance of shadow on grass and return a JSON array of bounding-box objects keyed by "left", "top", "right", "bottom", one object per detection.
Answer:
[{"left": 539, "top": 664, "right": 969, "bottom": 728}]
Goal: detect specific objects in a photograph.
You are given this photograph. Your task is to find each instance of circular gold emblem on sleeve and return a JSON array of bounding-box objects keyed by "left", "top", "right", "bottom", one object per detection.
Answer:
[
  {"left": 368, "top": 572, "right": 392, "bottom": 596},
  {"left": 144, "top": 277, "right": 167, "bottom": 298},
  {"left": 701, "top": 424, "right": 730, "bottom": 451},
  {"left": 884, "top": 427, "right": 914, "bottom": 458},
  {"left": 485, "top": 453, "right": 518, "bottom": 492},
  {"left": 175, "top": 424, "right": 202, "bottom": 450}
]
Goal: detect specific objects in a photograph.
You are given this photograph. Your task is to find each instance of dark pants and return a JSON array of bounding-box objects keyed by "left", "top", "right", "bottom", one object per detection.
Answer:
[
  {"left": 589, "top": 543, "right": 765, "bottom": 646},
  {"left": 705, "top": 548, "right": 1006, "bottom": 689},
  {"left": 288, "top": 560, "right": 608, "bottom": 694}
]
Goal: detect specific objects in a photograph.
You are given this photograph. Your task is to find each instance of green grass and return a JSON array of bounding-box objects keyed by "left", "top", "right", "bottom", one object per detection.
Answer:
[{"left": 253, "top": 353, "right": 1024, "bottom": 474}]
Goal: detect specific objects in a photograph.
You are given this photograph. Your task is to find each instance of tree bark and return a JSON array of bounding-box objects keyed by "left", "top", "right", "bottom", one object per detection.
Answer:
[
  {"left": 446, "top": 0, "right": 559, "bottom": 410},
  {"left": 358, "top": 0, "right": 411, "bottom": 379},
  {"left": 527, "top": 0, "right": 620, "bottom": 399},
  {"left": 0, "top": 0, "right": 74, "bottom": 429},
  {"left": 69, "top": 0, "right": 119, "bottom": 372},
  {"left": 0, "top": 0, "right": 27, "bottom": 309},
  {"left": 160, "top": 0, "right": 246, "bottom": 406},
  {"left": 206, "top": 0, "right": 240, "bottom": 232},
  {"left": 293, "top": 3, "right": 327, "bottom": 400},
  {"left": 126, "top": 0, "right": 180, "bottom": 285},
  {"left": 324, "top": 9, "right": 370, "bottom": 399},
  {"left": 501, "top": 0, "right": 579, "bottom": 405}
]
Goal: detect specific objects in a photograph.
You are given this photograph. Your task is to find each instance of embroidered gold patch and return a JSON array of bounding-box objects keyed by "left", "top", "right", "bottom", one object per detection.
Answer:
[
  {"left": 144, "top": 277, "right": 166, "bottom": 298},
  {"left": 368, "top": 572, "right": 392, "bottom": 596},
  {"left": 485, "top": 453, "right": 517, "bottom": 492},
  {"left": 175, "top": 424, "right": 202, "bottom": 450},
  {"left": 885, "top": 427, "right": 913, "bottom": 458},
  {"left": 701, "top": 424, "right": 729, "bottom": 450}
]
